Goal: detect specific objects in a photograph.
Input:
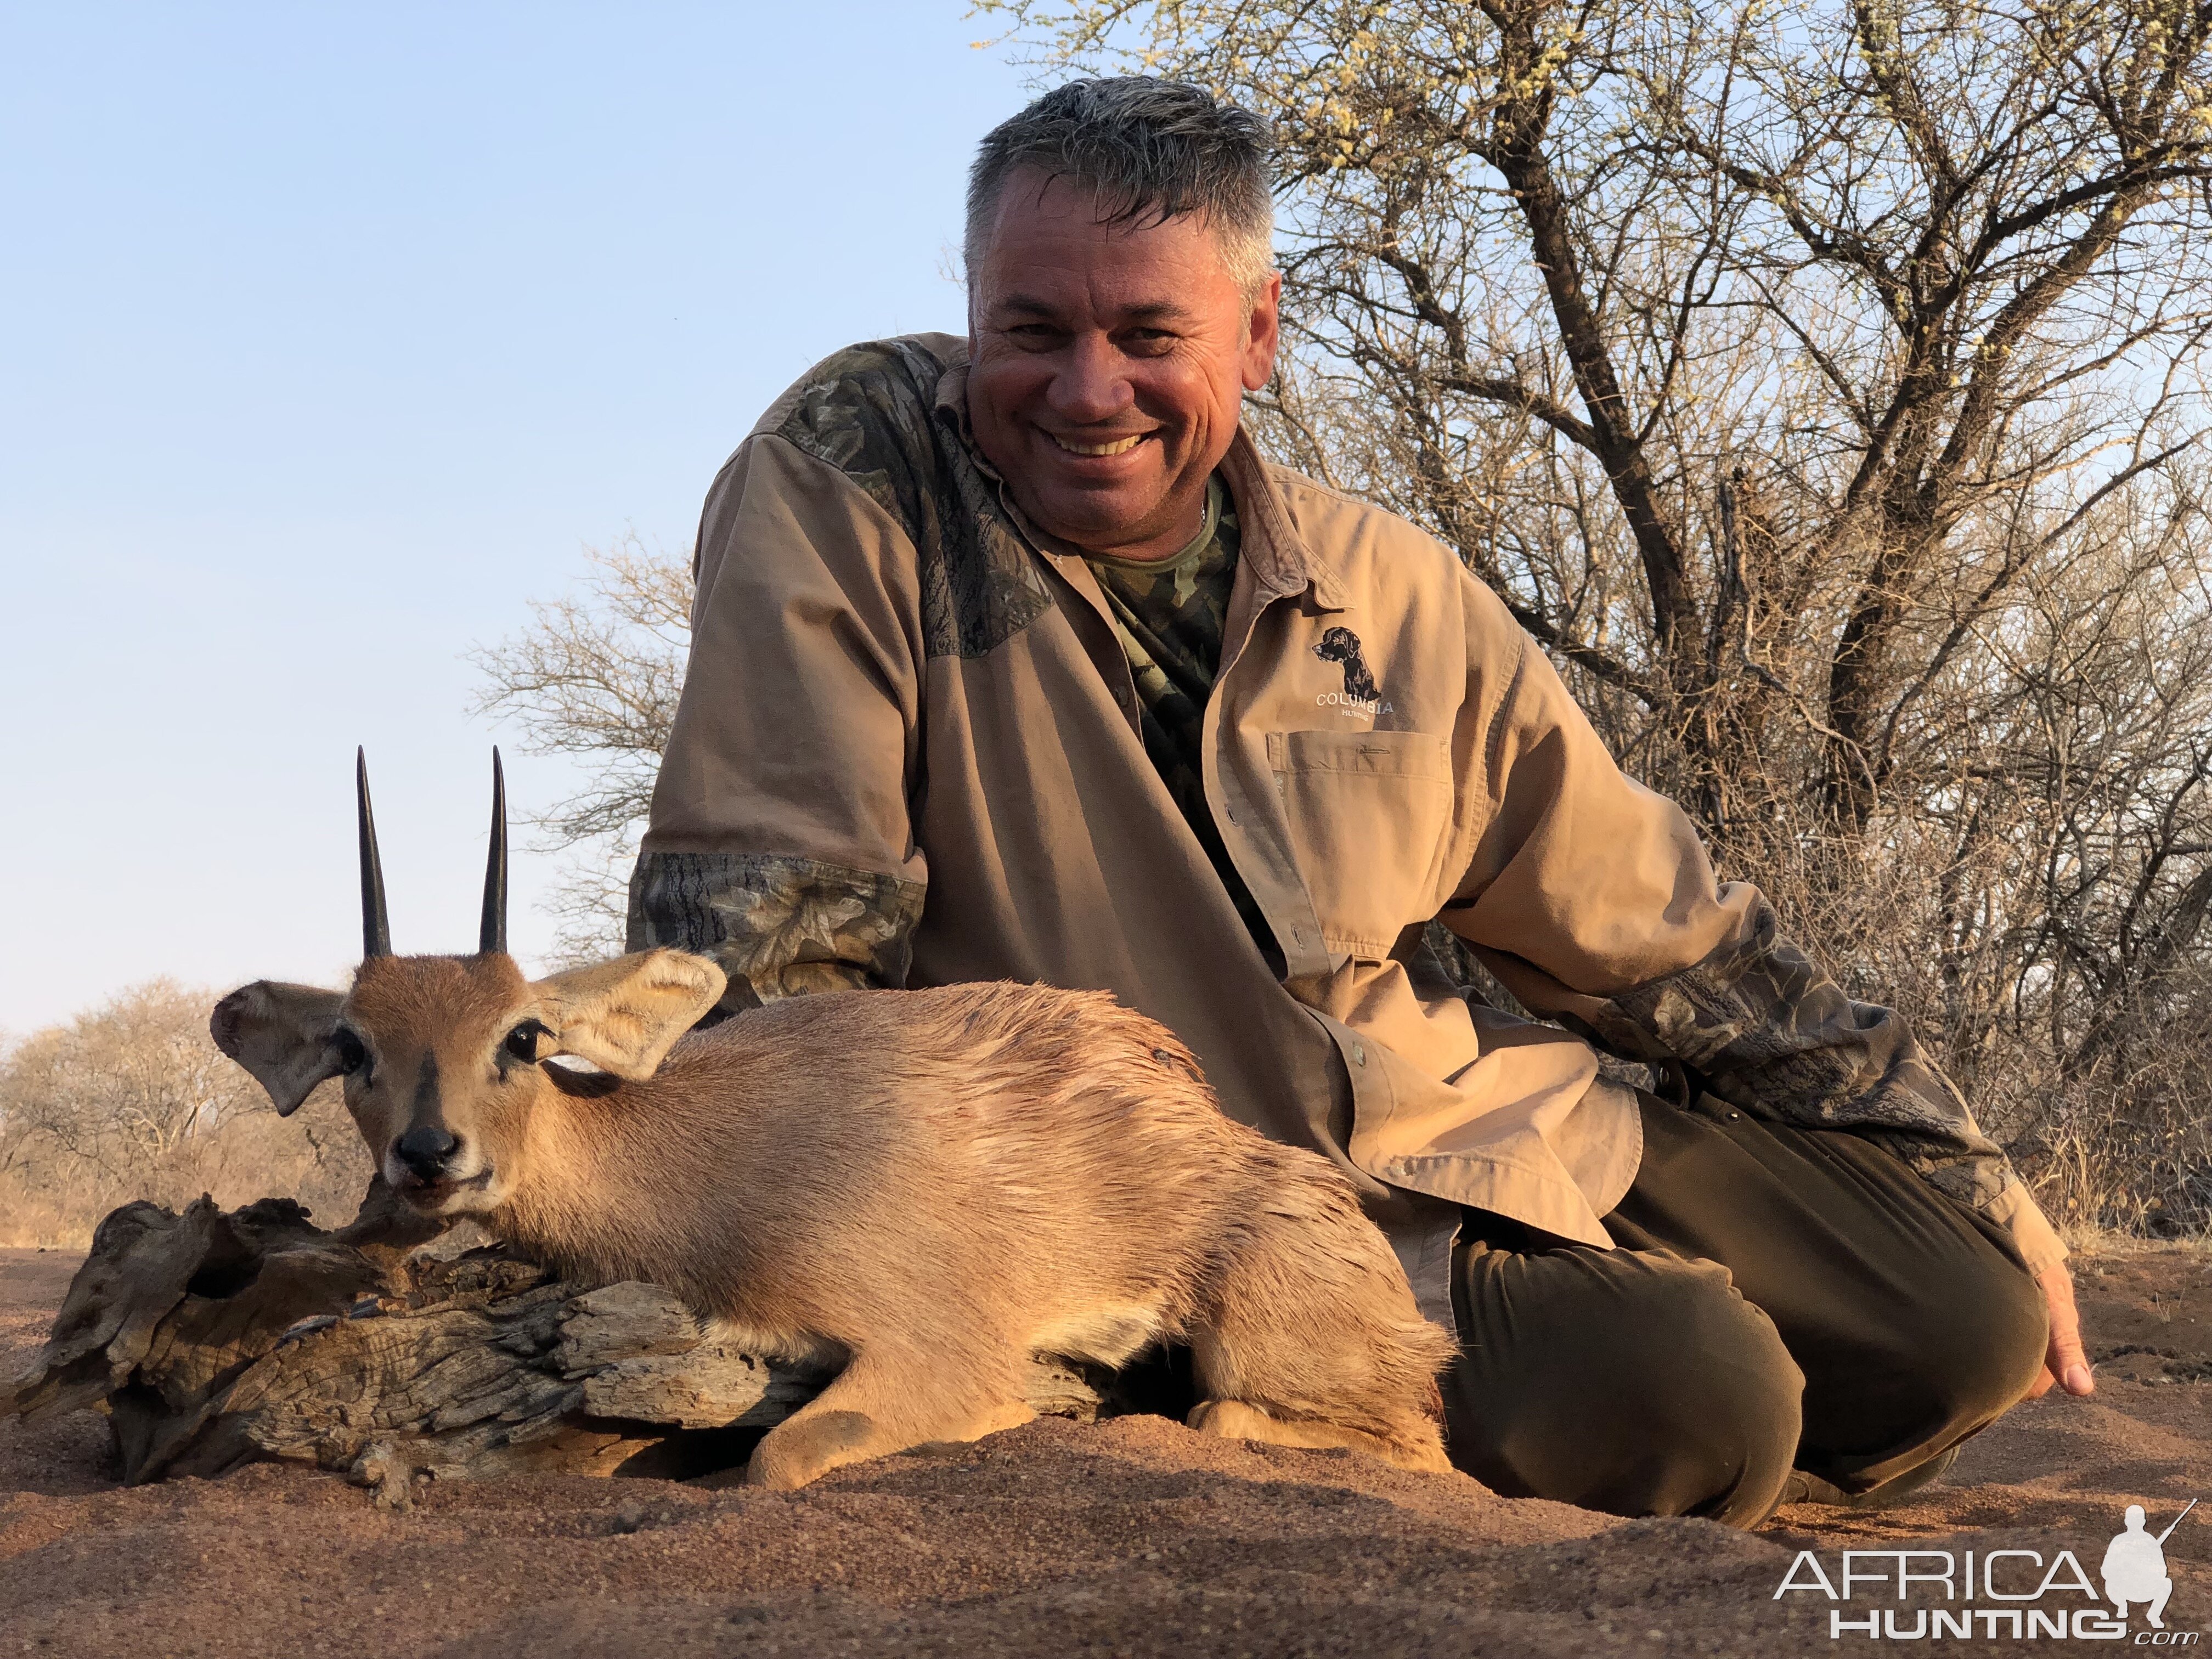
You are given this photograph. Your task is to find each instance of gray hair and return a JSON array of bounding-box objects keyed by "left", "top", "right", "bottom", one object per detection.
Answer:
[{"left": 966, "top": 77, "right": 1276, "bottom": 297}]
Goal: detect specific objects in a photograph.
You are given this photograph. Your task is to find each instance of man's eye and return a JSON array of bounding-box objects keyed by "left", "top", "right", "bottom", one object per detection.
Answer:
[{"left": 504, "top": 1022, "right": 549, "bottom": 1063}]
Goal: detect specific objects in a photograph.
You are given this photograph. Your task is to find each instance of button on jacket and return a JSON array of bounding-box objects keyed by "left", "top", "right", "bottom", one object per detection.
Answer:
[{"left": 630, "top": 333, "right": 2065, "bottom": 1324}]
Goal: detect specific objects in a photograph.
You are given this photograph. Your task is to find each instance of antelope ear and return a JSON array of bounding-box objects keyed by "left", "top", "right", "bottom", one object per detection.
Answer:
[
  {"left": 211, "top": 982, "right": 350, "bottom": 1116},
  {"left": 532, "top": 949, "right": 726, "bottom": 1081}
]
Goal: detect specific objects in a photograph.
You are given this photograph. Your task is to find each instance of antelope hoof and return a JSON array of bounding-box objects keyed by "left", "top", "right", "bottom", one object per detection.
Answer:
[
  {"left": 1188, "top": 1398, "right": 1451, "bottom": 1474},
  {"left": 745, "top": 1408, "right": 879, "bottom": 1490}
]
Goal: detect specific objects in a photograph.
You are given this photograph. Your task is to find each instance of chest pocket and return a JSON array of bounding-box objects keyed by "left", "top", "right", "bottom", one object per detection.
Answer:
[{"left": 1268, "top": 729, "right": 1454, "bottom": 960}]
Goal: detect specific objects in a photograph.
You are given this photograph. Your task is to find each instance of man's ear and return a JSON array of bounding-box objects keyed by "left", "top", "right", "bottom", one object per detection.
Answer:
[
  {"left": 1242, "top": 268, "right": 1283, "bottom": 391},
  {"left": 210, "top": 982, "right": 351, "bottom": 1116},
  {"left": 532, "top": 949, "right": 727, "bottom": 1081}
]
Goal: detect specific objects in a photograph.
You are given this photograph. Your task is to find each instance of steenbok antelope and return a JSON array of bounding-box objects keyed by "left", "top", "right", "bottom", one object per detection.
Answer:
[{"left": 212, "top": 752, "right": 1457, "bottom": 1488}]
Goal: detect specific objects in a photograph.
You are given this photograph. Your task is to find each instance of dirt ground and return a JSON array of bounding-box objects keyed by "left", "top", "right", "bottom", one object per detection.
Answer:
[{"left": 3, "top": 1242, "right": 2207, "bottom": 1658}]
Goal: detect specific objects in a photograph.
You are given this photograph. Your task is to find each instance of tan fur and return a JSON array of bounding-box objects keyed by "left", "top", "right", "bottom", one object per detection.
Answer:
[{"left": 214, "top": 952, "right": 1459, "bottom": 1487}]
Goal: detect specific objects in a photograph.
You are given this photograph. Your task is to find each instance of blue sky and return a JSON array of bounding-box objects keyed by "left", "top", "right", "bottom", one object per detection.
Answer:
[{"left": 0, "top": 4, "right": 1037, "bottom": 1033}]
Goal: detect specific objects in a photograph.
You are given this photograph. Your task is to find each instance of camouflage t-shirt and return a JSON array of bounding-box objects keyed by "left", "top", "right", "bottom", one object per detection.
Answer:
[{"left": 1086, "top": 476, "right": 1284, "bottom": 975}]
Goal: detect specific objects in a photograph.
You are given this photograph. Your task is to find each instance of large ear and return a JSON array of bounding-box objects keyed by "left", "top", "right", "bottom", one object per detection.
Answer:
[
  {"left": 210, "top": 981, "right": 351, "bottom": 1116},
  {"left": 533, "top": 949, "right": 726, "bottom": 1081}
]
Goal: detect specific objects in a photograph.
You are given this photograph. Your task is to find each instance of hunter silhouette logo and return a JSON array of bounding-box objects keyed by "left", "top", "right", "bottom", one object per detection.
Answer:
[
  {"left": 2105, "top": 1499, "right": 2194, "bottom": 1629},
  {"left": 1314, "top": 627, "right": 1381, "bottom": 702}
]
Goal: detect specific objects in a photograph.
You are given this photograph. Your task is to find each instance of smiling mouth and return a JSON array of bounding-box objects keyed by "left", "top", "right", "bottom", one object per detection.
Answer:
[{"left": 1048, "top": 432, "right": 1147, "bottom": 458}]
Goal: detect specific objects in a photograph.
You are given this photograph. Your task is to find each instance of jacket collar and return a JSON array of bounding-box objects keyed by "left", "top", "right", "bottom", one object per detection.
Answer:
[
  {"left": 1217, "top": 429, "right": 1349, "bottom": 612},
  {"left": 933, "top": 343, "right": 1348, "bottom": 613}
]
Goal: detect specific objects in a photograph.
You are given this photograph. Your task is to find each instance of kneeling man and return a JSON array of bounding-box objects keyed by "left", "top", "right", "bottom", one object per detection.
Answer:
[{"left": 629, "top": 77, "right": 2086, "bottom": 1525}]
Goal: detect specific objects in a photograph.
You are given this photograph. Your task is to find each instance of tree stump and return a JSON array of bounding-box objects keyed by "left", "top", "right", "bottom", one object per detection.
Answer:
[{"left": 0, "top": 1183, "right": 1108, "bottom": 1507}]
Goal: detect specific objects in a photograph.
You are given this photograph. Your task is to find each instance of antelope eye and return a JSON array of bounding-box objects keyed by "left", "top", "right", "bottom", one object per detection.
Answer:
[
  {"left": 503, "top": 1021, "right": 549, "bottom": 1063},
  {"left": 331, "top": 1027, "right": 369, "bottom": 1076}
]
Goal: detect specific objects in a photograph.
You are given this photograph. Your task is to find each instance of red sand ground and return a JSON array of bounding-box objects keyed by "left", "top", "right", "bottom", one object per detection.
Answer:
[{"left": 3, "top": 1242, "right": 2208, "bottom": 1657}]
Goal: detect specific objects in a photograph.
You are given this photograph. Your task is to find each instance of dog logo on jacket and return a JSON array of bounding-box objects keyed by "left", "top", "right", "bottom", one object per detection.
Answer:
[{"left": 1314, "top": 628, "right": 1381, "bottom": 702}]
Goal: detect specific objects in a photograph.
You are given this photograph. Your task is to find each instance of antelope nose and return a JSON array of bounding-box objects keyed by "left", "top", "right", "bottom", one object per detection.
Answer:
[{"left": 393, "top": 1124, "right": 460, "bottom": 1177}]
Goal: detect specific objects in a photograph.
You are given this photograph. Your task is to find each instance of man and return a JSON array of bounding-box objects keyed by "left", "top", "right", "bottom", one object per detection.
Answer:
[{"left": 631, "top": 77, "right": 2089, "bottom": 1526}]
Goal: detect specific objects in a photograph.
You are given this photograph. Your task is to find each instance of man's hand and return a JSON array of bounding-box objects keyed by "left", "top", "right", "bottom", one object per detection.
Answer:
[{"left": 2026, "top": 1262, "right": 2095, "bottom": 1398}]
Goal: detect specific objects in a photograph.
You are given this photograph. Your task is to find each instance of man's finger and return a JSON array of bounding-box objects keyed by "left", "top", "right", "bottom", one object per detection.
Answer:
[{"left": 2038, "top": 1265, "right": 2095, "bottom": 1397}]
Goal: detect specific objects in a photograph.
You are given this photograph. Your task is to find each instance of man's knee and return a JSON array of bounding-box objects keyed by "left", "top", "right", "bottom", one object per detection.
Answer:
[
  {"left": 1446, "top": 1249, "right": 1803, "bottom": 1526},
  {"left": 1792, "top": 1229, "right": 2047, "bottom": 1496},
  {"left": 1879, "top": 1242, "right": 2047, "bottom": 1434}
]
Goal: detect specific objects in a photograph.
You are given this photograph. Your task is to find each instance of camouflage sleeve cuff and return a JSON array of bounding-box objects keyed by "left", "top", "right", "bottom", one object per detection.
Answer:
[
  {"left": 1571, "top": 891, "right": 2020, "bottom": 1216},
  {"left": 1983, "top": 1183, "right": 2070, "bottom": 1279},
  {"left": 626, "top": 851, "right": 926, "bottom": 1011}
]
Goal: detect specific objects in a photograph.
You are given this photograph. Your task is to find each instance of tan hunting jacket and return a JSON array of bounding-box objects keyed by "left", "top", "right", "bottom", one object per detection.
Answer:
[{"left": 630, "top": 332, "right": 2064, "bottom": 1325}]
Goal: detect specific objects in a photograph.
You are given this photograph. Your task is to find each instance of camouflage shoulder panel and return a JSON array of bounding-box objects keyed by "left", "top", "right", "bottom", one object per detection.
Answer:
[
  {"left": 764, "top": 335, "right": 1055, "bottom": 660},
  {"left": 627, "top": 850, "right": 926, "bottom": 1012},
  {"left": 767, "top": 337, "right": 954, "bottom": 522}
]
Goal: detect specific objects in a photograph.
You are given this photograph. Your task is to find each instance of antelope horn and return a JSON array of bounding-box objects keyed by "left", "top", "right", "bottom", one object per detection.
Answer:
[
  {"left": 479, "top": 747, "right": 507, "bottom": 956},
  {"left": 357, "top": 747, "right": 392, "bottom": 959}
]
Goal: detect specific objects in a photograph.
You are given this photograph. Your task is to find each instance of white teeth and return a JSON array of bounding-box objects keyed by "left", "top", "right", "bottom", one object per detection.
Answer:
[{"left": 1052, "top": 433, "right": 1144, "bottom": 456}]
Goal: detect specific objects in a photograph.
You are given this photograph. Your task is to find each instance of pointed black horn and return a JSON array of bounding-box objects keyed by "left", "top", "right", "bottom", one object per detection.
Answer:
[
  {"left": 357, "top": 747, "right": 392, "bottom": 959},
  {"left": 479, "top": 747, "right": 507, "bottom": 955}
]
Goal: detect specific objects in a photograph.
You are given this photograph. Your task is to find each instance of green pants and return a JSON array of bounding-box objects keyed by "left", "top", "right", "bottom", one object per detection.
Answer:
[{"left": 1442, "top": 1091, "right": 2049, "bottom": 1526}]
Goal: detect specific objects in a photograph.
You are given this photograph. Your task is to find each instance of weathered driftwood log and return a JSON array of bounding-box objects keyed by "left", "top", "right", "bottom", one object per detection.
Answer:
[{"left": 0, "top": 1184, "right": 1108, "bottom": 1506}]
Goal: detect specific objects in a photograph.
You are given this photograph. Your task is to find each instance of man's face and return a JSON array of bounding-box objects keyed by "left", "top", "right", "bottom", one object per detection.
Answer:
[{"left": 966, "top": 167, "right": 1280, "bottom": 562}]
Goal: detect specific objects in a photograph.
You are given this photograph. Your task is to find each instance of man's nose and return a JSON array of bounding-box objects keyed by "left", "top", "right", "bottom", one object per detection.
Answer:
[
  {"left": 1047, "top": 333, "right": 1135, "bottom": 424},
  {"left": 393, "top": 1123, "right": 460, "bottom": 1178}
]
